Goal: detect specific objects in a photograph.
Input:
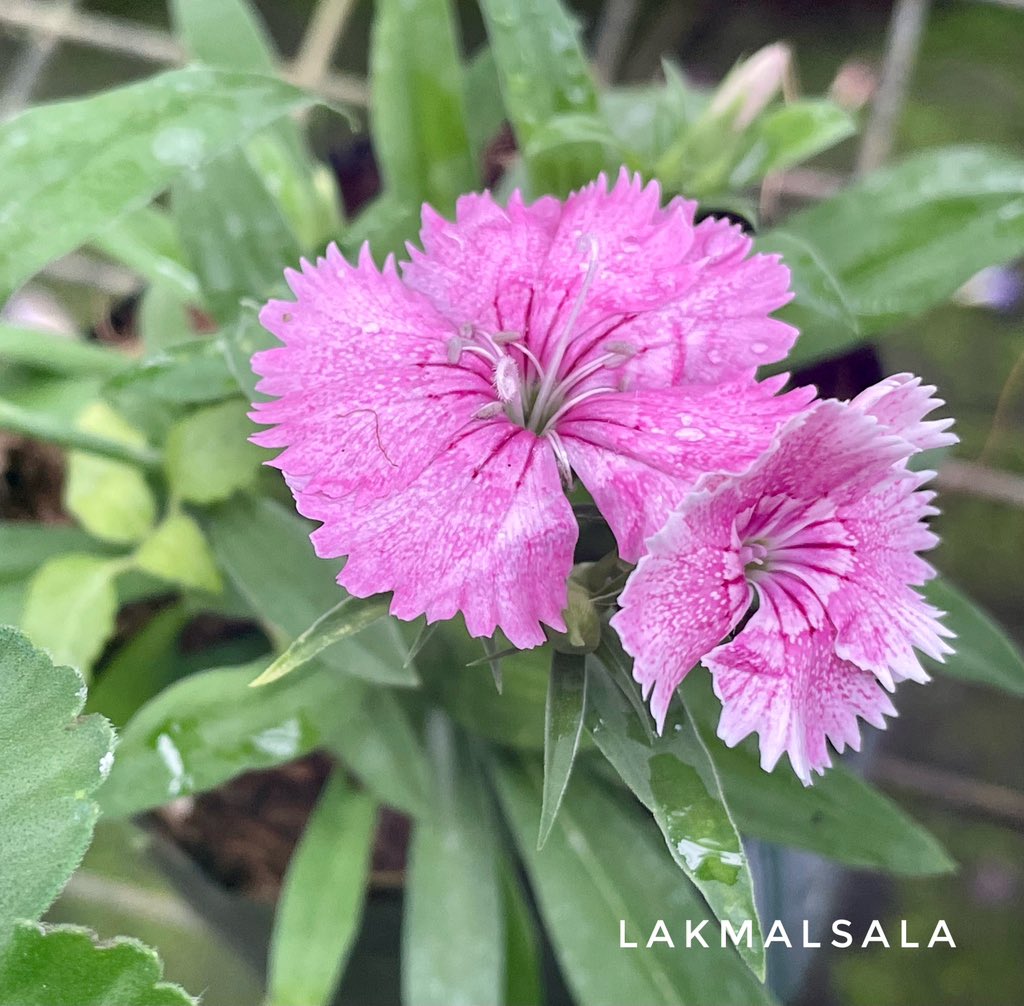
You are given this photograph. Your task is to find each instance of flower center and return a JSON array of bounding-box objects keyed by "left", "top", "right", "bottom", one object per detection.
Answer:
[
  {"left": 735, "top": 494, "right": 856, "bottom": 627},
  {"left": 444, "top": 236, "right": 635, "bottom": 446}
]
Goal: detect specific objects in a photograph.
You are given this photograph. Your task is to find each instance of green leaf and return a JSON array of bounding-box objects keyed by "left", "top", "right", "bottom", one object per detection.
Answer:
[
  {"left": 0, "top": 522, "right": 105, "bottom": 580},
  {"left": 251, "top": 594, "right": 399, "bottom": 686},
  {"left": 538, "top": 649, "right": 587, "bottom": 849},
  {"left": 370, "top": 0, "right": 478, "bottom": 210},
  {"left": 477, "top": 0, "right": 603, "bottom": 193},
  {"left": 756, "top": 230, "right": 860, "bottom": 369},
  {"left": 0, "top": 923, "right": 195, "bottom": 1006},
  {"left": 501, "top": 862, "right": 542, "bottom": 1006},
  {"left": 132, "top": 511, "right": 223, "bottom": 594},
  {"left": 784, "top": 145, "right": 1024, "bottom": 332},
  {"left": 730, "top": 100, "right": 856, "bottom": 188},
  {"left": 171, "top": 0, "right": 276, "bottom": 73},
  {"left": 99, "top": 658, "right": 358, "bottom": 816},
  {"left": 586, "top": 666, "right": 764, "bottom": 977},
  {"left": 0, "top": 627, "right": 114, "bottom": 937},
  {"left": 164, "top": 399, "right": 263, "bottom": 504},
  {"left": 325, "top": 688, "right": 433, "bottom": 819},
  {"left": 102, "top": 647, "right": 431, "bottom": 820},
  {"left": 491, "top": 756, "right": 775, "bottom": 1006},
  {"left": 171, "top": 149, "right": 300, "bottom": 323},
  {"left": 0, "top": 324, "right": 130, "bottom": 379},
  {"left": 403, "top": 715, "right": 503, "bottom": 1006},
  {"left": 85, "top": 603, "right": 192, "bottom": 728},
  {"left": 464, "top": 47, "right": 506, "bottom": 162},
  {"left": 601, "top": 65, "right": 707, "bottom": 167},
  {"left": 64, "top": 403, "right": 158, "bottom": 545},
  {"left": 92, "top": 206, "right": 199, "bottom": 301},
  {"left": 423, "top": 627, "right": 548, "bottom": 748},
  {"left": 206, "top": 495, "right": 418, "bottom": 687},
  {"left": 171, "top": 0, "right": 336, "bottom": 252},
  {"left": 0, "top": 397, "right": 158, "bottom": 469},
  {"left": 682, "top": 674, "right": 955, "bottom": 875},
  {"left": 268, "top": 773, "right": 376, "bottom": 1006},
  {"left": 105, "top": 338, "right": 240, "bottom": 409},
  {"left": 222, "top": 310, "right": 275, "bottom": 400},
  {"left": 0, "top": 67, "right": 315, "bottom": 294},
  {"left": 924, "top": 577, "right": 1024, "bottom": 695},
  {"left": 20, "top": 555, "right": 121, "bottom": 675}
]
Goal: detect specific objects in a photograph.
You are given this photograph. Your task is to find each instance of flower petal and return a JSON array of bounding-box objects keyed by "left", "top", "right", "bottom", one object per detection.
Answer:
[
  {"left": 560, "top": 376, "right": 815, "bottom": 560},
  {"left": 850, "top": 373, "right": 958, "bottom": 453},
  {"left": 402, "top": 189, "right": 561, "bottom": 334},
  {"left": 707, "top": 617, "right": 899, "bottom": 785},
  {"left": 298, "top": 423, "right": 576, "bottom": 649},
  {"left": 829, "top": 473, "right": 954, "bottom": 687},
  {"left": 611, "top": 492, "right": 751, "bottom": 732},
  {"left": 252, "top": 243, "right": 492, "bottom": 502}
]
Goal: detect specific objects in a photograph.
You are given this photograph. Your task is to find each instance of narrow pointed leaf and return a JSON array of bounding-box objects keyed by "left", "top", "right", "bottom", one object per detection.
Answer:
[
  {"left": 370, "top": 0, "right": 477, "bottom": 209},
  {"left": 206, "top": 496, "right": 416, "bottom": 686},
  {"left": 402, "top": 716, "right": 503, "bottom": 1006},
  {"left": 491, "top": 756, "right": 775, "bottom": 1006},
  {"left": 587, "top": 666, "right": 763, "bottom": 976},
  {"left": 268, "top": 773, "right": 377, "bottom": 1006},
  {"left": 538, "top": 649, "right": 587, "bottom": 849},
  {"left": 0, "top": 324, "right": 130, "bottom": 378},
  {"left": 477, "top": 0, "right": 604, "bottom": 192},
  {"left": 251, "top": 594, "right": 397, "bottom": 687}
]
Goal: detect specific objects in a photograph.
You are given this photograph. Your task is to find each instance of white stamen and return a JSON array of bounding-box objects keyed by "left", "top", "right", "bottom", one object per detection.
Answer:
[
  {"left": 548, "top": 431, "right": 574, "bottom": 489},
  {"left": 492, "top": 330, "right": 523, "bottom": 344},
  {"left": 528, "top": 235, "right": 601, "bottom": 431},
  {"left": 446, "top": 337, "right": 463, "bottom": 364}
]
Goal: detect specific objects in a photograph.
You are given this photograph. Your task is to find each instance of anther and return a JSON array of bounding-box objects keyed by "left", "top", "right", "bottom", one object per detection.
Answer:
[{"left": 494, "top": 355, "right": 521, "bottom": 404}]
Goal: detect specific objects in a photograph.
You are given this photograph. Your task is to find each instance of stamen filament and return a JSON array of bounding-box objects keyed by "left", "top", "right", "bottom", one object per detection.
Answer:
[{"left": 528, "top": 236, "right": 600, "bottom": 431}]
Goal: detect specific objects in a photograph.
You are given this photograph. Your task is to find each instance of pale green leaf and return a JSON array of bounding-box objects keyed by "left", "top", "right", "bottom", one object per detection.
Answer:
[
  {"left": 64, "top": 403, "right": 158, "bottom": 545},
  {"left": 20, "top": 555, "right": 121, "bottom": 676},
  {"left": 164, "top": 399, "right": 263, "bottom": 504},
  {"left": 132, "top": 511, "right": 223, "bottom": 594}
]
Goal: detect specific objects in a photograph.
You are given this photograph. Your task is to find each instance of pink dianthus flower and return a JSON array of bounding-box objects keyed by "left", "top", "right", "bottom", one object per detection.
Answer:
[
  {"left": 252, "top": 170, "right": 810, "bottom": 648},
  {"left": 611, "top": 375, "right": 957, "bottom": 783}
]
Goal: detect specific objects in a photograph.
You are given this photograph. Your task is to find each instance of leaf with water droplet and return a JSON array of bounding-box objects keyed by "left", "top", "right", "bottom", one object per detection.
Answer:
[
  {"left": 0, "top": 67, "right": 316, "bottom": 295},
  {"left": 585, "top": 664, "right": 764, "bottom": 977}
]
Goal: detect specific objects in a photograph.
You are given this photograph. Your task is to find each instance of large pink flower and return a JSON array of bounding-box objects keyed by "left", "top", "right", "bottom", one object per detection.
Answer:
[
  {"left": 611, "top": 375, "right": 956, "bottom": 783},
  {"left": 251, "top": 170, "right": 810, "bottom": 648}
]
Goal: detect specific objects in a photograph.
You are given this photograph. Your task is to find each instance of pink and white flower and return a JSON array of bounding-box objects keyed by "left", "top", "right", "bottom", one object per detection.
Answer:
[
  {"left": 251, "top": 170, "right": 809, "bottom": 648},
  {"left": 611, "top": 375, "right": 957, "bottom": 783}
]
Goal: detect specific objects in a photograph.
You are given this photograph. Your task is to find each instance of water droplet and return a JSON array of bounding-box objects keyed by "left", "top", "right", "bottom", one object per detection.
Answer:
[
  {"left": 251, "top": 718, "right": 303, "bottom": 759},
  {"left": 151, "top": 126, "right": 206, "bottom": 168},
  {"left": 99, "top": 751, "right": 114, "bottom": 779},
  {"left": 751, "top": 341, "right": 768, "bottom": 355},
  {"left": 676, "top": 427, "right": 706, "bottom": 442},
  {"left": 707, "top": 350, "right": 723, "bottom": 365},
  {"left": 363, "top": 322, "right": 381, "bottom": 334}
]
